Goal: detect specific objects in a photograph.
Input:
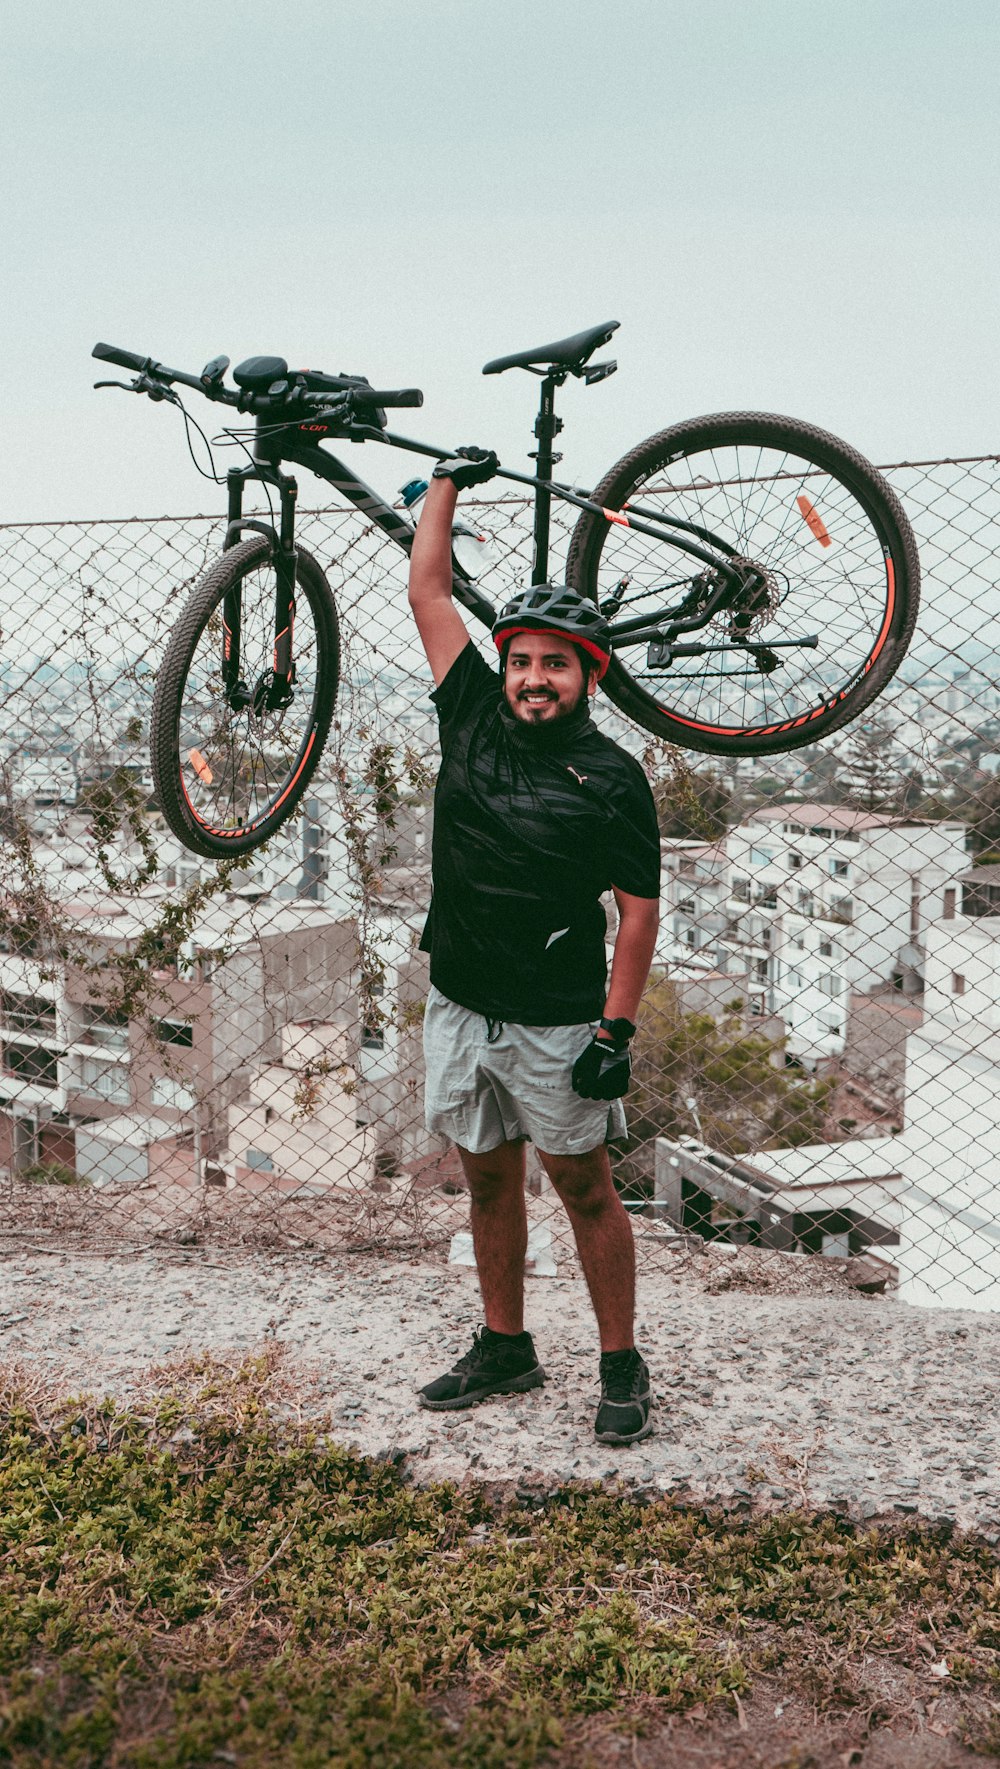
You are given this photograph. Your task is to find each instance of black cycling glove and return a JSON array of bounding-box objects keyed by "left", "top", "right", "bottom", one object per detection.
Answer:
[
  {"left": 571, "top": 1017, "right": 636, "bottom": 1101},
  {"left": 432, "top": 446, "right": 499, "bottom": 490}
]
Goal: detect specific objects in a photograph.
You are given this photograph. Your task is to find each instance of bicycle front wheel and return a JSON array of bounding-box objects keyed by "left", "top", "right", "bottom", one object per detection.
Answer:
[
  {"left": 566, "top": 413, "right": 919, "bottom": 756},
  {"left": 150, "top": 538, "right": 340, "bottom": 858}
]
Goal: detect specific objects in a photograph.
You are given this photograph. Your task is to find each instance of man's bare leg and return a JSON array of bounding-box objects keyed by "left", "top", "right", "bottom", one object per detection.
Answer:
[
  {"left": 538, "top": 1144, "right": 635, "bottom": 1351},
  {"left": 457, "top": 1139, "right": 528, "bottom": 1335}
]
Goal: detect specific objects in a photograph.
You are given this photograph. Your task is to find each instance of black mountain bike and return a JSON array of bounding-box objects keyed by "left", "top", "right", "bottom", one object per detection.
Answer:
[{"left": 93, "top": 320, "right": 919, "bottom": 861}]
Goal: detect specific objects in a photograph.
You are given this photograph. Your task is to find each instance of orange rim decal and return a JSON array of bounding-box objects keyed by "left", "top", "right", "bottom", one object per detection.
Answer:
[
  {"left": 182, "top": 728, "right": 318, "bottom": 836},
  {"left": 188, "top": 748, "right": 214, "bottom": 785},
  {"left": 657, "top": 549, "right": 896, "bottom": 737},
  {"left": 797, "top": 495, "right": 832, "bottom": 547},
  {"left": 603, "top": 508, "right": 630, "bottom": 527},
  {"left": 866, "top": 554, "right": 896, "bottom": 668}
]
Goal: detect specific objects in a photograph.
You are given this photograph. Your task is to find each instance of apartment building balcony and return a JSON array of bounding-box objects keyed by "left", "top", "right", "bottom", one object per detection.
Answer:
[
  {"left": 63, "top": 1047, "right": 131, "bottom": 1108},
  {"left": 0, "top": 1003, "right": 58, "bottom": 1040},
  {"left": 1, "top": 1042, "right": 60, "bottom": 1091},
  {"left": 69, "top": 1020, "right": 130, "bottom": 1055}
]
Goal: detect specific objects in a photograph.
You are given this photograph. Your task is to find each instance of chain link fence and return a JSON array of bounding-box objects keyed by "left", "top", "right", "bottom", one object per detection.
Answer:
[{"left": 3, "top": 456, "right": 1000, "bottom": 1309}]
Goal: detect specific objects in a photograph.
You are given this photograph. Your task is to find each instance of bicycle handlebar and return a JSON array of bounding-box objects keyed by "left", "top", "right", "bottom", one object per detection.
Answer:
[
  {"left": 93, "top": 342, "right": 155, "bottom": 374},
  {"left": 92, "top": 342, "right": 423, "bottom": 419},
  {"left": 357, "top": 388, "right": 423, "bottom": 409}
]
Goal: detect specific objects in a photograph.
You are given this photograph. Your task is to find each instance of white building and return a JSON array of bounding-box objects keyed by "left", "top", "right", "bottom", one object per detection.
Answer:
[
  {"left": 659, "top": 838, "right": 729, "bottom": 969},
  {"left": 719, "top": 804, "right": 968, "bottom": 1061},
  {"left": 655, "top": 860, "right": 1000, "bottom": 1313},
  {"left": 227, "top": 1021, "right": 375, "bottom": 1194}
]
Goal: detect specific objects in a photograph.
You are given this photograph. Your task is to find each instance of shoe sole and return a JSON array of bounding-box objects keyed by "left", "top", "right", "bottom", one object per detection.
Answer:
[
  {"left": 418, "top": 1366, "right": 546, "bottom": 1411},
  {"left": 595, "top": 1416, "right": 653, "bottom": 1445}
]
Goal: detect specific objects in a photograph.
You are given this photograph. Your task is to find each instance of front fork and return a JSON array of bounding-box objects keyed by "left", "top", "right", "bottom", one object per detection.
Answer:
[{"left": 223, "top": 465, "right": 298, "bottom": 712}]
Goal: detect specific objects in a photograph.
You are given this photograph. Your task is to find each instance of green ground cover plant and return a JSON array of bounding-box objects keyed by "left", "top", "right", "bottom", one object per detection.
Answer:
[{"left": 2, "top": 1353, "right": 1000, "bottom": 1767}]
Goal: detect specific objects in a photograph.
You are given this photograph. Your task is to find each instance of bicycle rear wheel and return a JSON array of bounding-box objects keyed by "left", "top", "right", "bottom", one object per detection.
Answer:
[
  {"left": 150, "top": 537, "right": 340, "bottom": 858},
  {"left": 566, "top": 413, "right": 919, "bottom": 756}
]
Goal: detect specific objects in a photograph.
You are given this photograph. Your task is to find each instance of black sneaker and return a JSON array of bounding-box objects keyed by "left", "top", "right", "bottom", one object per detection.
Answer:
[
  {"left": 418, "top": 1327, "right": 545, "bottom": 1411},
  {"left": 595, "top": 1349, "right": 652, "bottom": 1444}
]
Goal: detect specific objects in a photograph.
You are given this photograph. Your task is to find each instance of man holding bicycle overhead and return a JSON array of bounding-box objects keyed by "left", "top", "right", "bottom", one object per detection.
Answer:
[{"left": 408, "top": 448, "right": 661, "bottom": 1446}]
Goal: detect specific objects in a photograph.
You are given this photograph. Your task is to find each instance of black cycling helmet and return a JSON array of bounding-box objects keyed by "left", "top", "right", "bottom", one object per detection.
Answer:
[{"left": 492, "top": 583, "right": 612, "bottom": 679}]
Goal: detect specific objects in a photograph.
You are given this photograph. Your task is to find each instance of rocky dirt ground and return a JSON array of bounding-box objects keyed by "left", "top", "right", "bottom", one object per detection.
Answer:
[{"left": 3, "top": 1212, "right": 999, "bottom": 1539}]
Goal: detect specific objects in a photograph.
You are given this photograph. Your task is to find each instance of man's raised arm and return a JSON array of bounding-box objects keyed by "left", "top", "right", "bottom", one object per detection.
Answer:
[{"left": 407, "top": 449, "right": 498, "bottom": 686}]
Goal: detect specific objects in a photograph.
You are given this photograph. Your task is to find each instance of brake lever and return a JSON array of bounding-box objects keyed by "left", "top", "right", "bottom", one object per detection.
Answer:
[{"left": 93, "top": 373, "right": 177, "bottom": 404}]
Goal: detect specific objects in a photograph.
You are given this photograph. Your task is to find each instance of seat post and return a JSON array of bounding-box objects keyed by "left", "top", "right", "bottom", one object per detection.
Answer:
[{"left": 529, "top": 374, "right": 563, "bottom": 584}]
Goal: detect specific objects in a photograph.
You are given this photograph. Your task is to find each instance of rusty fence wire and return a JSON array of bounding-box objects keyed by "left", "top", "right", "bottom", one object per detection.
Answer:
[{"left": 3, "top": 456, "right": 1000, "bottom": 1310}]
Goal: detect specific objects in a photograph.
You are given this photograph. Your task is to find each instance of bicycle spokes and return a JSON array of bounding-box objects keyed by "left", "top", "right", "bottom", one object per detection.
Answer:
[
  {"left": 178, "top": 557, "right": 318, "bottom": 834},
  {"left": 598, "top": 439, "right": 897, "bottom": 736}
]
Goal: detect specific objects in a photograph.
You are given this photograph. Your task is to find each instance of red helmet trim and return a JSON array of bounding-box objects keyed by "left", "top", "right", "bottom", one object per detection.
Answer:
[{"left": 493, "top": 624, "right": 611, "bottom": 680}]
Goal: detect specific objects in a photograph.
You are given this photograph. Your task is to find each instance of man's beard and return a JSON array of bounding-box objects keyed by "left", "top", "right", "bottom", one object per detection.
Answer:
[{"left": 508, "top": 683, "right": 585, "bottom": 724}]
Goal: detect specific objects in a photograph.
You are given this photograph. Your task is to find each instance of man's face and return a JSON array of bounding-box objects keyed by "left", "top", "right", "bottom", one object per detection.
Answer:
[{"left": 503, "top": 631, "right": 597, "bottom": 724}]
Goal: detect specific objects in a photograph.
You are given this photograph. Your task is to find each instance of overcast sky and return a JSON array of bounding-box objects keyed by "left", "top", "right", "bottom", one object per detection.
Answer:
[{"left": 3, "top": 0, "right": 998, "bottom": 522}]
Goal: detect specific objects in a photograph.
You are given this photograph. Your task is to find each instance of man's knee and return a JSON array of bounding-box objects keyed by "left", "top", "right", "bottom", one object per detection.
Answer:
[
  {"left": 458, "top": 1141, "right": 525, "bottom": 1203},
  {"left": 542, "top": 1149, "right": 614, "bottom": 1215}
]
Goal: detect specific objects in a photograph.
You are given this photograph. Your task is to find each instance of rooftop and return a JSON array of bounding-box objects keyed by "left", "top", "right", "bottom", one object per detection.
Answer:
[
  {"left": 747, "top": 803, "right": 941, "bottom": 834},
  {"left": 960, "top": 863, "right": 1000, "bottom": 885}
]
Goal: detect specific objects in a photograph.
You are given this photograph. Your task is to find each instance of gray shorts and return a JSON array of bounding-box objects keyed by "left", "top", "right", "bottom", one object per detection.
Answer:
[{"left": 423, "top": 985, "right": 627, "bottom": 1156}]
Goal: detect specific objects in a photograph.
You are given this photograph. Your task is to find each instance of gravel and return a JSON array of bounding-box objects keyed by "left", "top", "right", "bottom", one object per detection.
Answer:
[{"left": 3, "top": 1234, "right": 1000, "bottom": 1535}]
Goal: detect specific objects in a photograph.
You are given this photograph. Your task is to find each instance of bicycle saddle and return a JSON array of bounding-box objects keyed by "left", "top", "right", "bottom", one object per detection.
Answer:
[{"left": 482, "top": 320, "right": 620, "bottom": 376}]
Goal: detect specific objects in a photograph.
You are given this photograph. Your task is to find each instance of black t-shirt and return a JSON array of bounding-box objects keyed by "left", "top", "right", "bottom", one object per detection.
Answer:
[{"left": 419, "top": 642, "right": 660, "bottom": 1024}]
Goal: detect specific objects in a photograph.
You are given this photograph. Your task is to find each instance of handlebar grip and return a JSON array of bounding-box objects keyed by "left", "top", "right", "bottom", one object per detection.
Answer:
[
  {"left": 360, "top": 388, "right": 423, "bottom": 409},
  {"left": 93, "top": 342, "right": 151, "bottom": 373}
]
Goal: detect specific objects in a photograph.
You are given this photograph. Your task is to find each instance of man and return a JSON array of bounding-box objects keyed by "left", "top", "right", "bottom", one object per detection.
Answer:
[{"left": 408, "top": 448, "right": 660, "bottom": 1445}]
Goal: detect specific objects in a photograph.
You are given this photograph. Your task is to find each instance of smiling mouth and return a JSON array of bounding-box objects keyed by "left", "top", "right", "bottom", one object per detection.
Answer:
[{"left": 518, "top": 691, "right": 557, "bottom": 703}]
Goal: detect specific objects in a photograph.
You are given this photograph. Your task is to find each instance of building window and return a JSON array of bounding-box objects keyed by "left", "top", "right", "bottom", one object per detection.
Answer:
[
  {"left": 830, "top": 897, "right": 854, "bottom": 924},
  {"left": 962, "top": 883, "right": 996, "bottom": 916},
  {"left": 819, "top": 973, "right": 839, "bottom": 998},
  {"left": 910, "top": 890, "right": 920, "bottom": 937},
  {"left": 2, "top": 1043, "right": 58, "bottom": 1088},
  {"left": 830, "top": 859, "right": 849, "bottom": 878},
  {"left": 819, "top": 939, "right": 833, "bottom": 957},
  {"left": 788, "top": 852, "right": 803, "bottom": 870},
  {"left": 797, "top": 890, "right": 814, "bottom": 916},
  {"left": 154, "top": 1020, "right": 193, "bottom": 1048},
  {"left": 753, "top": 957, "right": 769, "bottom": 983},
  {"left": 943, "top": 888, "right": 956, "bottom": 921},
  {"left": 245, "top": 1148, "right": 274, "bottom": 1172},
  {"left": 677, "top": 897, "right": 696, "bottom": 913},
  {"left": 76, "top": 1057, "right": 129, "bottom": 1104},
  {"left": 0, "top": 992, "right": 56, "bottom": 1035},
  {"left": 750, "top": 847, "right": 775, "bottom": 866},
  {"left": 80, "top": 1006, "right": 129, "bottom": 1052},
  {"left": 952, "top": 973, "right": 966, "bottom": 996},
  {"left": 749, "top": 995, "right": 765, "bottom": 1016},
  {"left": 733, "top": 878, "right": 750, "bottom": 902},
  {"left": 150, "top": 1075, "right": 196, "bottom": 1111}
]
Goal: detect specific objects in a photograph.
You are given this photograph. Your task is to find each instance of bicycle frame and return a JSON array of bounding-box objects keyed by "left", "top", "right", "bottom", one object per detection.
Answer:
[{"left": 220, "top": 375, "right": 760, "bottom": 701}]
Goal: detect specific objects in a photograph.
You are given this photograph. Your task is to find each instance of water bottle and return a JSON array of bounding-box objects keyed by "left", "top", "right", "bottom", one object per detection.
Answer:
[{"left": 400, "top": 478, "right": 497, "bottom": 581}]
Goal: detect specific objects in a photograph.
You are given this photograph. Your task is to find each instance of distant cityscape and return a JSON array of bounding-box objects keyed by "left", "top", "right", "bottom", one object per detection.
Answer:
[{"left": 3, "top": 644, "right": 1000, "bottom": 1312}]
